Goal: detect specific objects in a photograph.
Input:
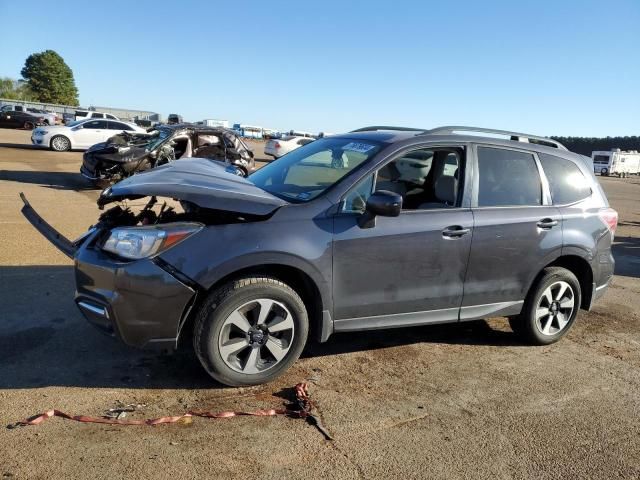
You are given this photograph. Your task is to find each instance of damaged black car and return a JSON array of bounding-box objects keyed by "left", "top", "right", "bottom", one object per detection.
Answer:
[{"left": 81, "top": 124, "right": 256, "bottom": 187}]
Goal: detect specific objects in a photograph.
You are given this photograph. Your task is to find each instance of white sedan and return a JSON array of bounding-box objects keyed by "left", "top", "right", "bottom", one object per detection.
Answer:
[
  {"left": 31, "top": 119, "right": 146, "bottom": 152},
  {"left": 264, "top": 135, "right": 315, "bottom": 159}
]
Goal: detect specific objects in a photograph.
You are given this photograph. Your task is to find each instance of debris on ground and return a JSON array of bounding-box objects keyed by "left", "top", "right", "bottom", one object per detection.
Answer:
[{"left": 7, "top": 383, "right": 332, "bottom": 439}]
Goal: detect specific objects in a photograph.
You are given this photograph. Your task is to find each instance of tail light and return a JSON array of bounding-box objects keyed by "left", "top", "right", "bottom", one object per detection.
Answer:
[
  {"left": 274, "top": 142, "right": 281, "bottom": 149},
  {"left": 599, "top": 208, "right": 618, "bottom": 238}
]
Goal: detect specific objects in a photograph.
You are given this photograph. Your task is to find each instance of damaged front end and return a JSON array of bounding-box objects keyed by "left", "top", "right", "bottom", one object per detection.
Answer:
[
  {"left": 20, "top": 158, "right": 287, "bottom": 349},
  {"left": 81, "top": 132, "right": 157, "bottom": 187}
]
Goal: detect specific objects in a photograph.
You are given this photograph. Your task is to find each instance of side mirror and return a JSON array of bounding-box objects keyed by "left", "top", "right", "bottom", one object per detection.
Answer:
[{"left": 358, "top": 190, "right": 402, "bottom": 228}]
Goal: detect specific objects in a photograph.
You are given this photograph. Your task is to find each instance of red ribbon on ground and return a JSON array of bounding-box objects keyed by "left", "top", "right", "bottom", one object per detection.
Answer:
[{"left": 12, "top": 383, "right": 312, "bottom": 427}]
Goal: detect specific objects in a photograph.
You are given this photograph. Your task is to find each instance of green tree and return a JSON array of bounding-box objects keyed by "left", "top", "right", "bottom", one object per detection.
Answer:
[
  {"left": 0, "top": 77, "right": 37, "bottom": 101},
  {"left": 21, "top": 50, "right": 79, "bottom": 105}
]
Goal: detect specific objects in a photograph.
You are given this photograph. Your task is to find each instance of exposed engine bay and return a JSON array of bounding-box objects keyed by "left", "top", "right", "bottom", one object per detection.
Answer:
[{"left": 96, "top": 196, "right": 266, "bottom": 229}]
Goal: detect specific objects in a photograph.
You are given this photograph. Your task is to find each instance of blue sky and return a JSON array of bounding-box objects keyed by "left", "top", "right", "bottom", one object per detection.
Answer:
[{"left": 1, "top": 0, "right": 638, "bottom": 136}]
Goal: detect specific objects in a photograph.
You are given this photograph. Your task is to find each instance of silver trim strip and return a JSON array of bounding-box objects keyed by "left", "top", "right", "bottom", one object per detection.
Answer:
[
  {"left": 334, "top": 307, "right": 459, "bottom": 332},
  {"left": 77, "top": 301, "right": 108, "bottom": 318},
  {"left": 459, "top": 300, "right": 523, "bottom": 320}
]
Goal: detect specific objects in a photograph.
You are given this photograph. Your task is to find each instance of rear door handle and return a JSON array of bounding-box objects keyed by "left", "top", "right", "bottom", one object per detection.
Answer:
[
  {"left": 537, "top": 218, "right": 558, "bottom": 229},
  {"left": 442, "top": 225, "right": 470, "bottom": 238}
]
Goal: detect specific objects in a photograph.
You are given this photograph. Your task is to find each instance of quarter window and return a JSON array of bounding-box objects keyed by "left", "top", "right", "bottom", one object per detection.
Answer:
[
  {"left": 539, "top": 153, "right": 591, "bottom": 205},
  {"left": 477, "top": 147, "right": 542, "bottom": 207}
]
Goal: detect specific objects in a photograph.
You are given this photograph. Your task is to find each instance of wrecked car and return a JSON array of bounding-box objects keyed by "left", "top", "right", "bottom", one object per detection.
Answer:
[
  {"left": 80, "top": 124, "right": 256, "bottom": 187},
  {"left": 21, "top": 126, "right": 615, "bottom": 387}
]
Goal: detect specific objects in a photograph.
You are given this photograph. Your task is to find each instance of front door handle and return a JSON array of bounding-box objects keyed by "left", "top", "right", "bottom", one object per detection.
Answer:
[
  {"left": 537, "top": 218, "right": 558, "bottom": 229},
  {"left": 442, "top": 225, "right": 470, "bottom": 238}
]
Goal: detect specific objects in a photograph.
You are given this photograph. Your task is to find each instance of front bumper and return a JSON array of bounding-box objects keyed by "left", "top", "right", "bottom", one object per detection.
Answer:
[
  {"left": 74, "top": 245, "right": 195, "bottom": 348},
  {"left": 20, "top": 193, "right": 196, "bottom": 349},
  {"left": 31, "top": 134, "right": 46, "bottom": 146}
]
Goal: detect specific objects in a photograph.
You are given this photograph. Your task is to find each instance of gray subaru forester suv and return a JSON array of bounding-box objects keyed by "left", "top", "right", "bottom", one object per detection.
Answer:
[{"left": 22, "top": 125, "right": 617, "bottom": 386}]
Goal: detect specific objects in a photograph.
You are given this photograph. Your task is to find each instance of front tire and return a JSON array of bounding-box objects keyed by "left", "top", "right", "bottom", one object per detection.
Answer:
[
  {"left": 193, "top": 277, "right": 308, "bottom": 386},
  {"left": 50, "top": 135, "right": 71, "bottom": 152},
  {"left": 23, "top": 121, "right": 34, "bottom": 130},
  {"left": 511, "top": 267, "right": 581, "bottom": 345}
]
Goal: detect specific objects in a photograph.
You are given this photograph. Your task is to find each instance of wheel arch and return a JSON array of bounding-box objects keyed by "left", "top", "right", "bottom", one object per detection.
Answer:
[
  {"left": 177, "top": 262, "right": 328, "bottom": 350},
  {"left": 532, "top": 255, "right": 594, "bottom": 310},
  {"left": 50, "top": 134, "right": 71, "bottom": 150}
]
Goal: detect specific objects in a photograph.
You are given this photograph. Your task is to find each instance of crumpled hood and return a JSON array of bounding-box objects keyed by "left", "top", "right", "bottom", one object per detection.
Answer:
[{"left": 97, "top": 158, "right": 287, "bottom": 215}]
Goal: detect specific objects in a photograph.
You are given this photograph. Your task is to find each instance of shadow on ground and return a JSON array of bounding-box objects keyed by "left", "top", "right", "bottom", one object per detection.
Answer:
[
  {"left": 0, "top": 265, "right": 523, "bottom": 390},
  {"left": 0, "top": 142, "right": 39, "bottom": 150},
  {"left": 0, "top": 169, "right": 98, "bottom": 191},
  {"left": 613, "top": 235, "right": 640, "bottom": 278}
]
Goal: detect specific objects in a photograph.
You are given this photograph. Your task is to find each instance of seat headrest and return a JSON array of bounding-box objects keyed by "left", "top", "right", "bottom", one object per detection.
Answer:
[{"left": 435, "top": 176, "right": 457, "bottom": 205}]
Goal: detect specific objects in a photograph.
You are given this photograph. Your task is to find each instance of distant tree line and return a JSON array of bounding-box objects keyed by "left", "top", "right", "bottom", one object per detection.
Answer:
[{"left": 550, "top": 136, "right": 640, "bottom": 156}]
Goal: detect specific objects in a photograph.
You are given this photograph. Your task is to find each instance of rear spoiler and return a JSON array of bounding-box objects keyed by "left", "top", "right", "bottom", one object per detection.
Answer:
[{"left": 19, "top": 192, "right": 76, "bottom": 258}]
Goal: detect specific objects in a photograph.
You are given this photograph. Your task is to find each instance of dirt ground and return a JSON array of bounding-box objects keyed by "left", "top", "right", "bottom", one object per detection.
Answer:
[{"left": 0, "top": 128, "right": 639, "bottom": 479}]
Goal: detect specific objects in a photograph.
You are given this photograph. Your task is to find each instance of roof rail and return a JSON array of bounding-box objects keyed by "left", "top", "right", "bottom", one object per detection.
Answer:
[
  {"left": 424, "top": 126, "right": 567, "bottom": 150},
  {"left": 350, "top": 126, "right": 426, "bottom": 133}
]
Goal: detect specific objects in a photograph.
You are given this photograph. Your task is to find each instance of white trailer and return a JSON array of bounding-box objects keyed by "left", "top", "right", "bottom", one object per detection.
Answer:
[
  {"left": 592, "top": 149, "right": 640, "bottom": 177},
  {"left": 200, "top": 119, "right": 229, "bottom": 128}
]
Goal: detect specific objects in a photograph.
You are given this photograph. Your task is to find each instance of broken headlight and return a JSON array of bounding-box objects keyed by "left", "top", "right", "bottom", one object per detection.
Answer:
[{"left": 102, "top": 223, "right": 202, "bottom": 259}]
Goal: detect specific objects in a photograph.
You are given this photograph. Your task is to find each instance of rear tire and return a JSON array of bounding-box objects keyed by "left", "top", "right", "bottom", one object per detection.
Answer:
[
  {"left": 512, "top": 267, "right": 581, "bottom": 345},
  {"left": 193, "top": 277, "right": 308, "bottom": 386},
  {"left": 23, "top": 121, "right": 34, "bottom": 130},
  {"left": 50, "top": 135, "right": 71, "bottom": 152}
]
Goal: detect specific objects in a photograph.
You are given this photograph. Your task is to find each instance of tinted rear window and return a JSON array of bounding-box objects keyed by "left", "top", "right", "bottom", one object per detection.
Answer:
[
  {"left": 539, "top": 153, "right": 591, "bottom": 205},
  {"left": 477, "top": 147, "right": 542, "bottom": 207}
]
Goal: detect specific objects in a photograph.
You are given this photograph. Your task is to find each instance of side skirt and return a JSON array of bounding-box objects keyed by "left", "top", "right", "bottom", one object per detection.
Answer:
[{"left": 328, "top": 300, "right": 524, "bottom": 337}]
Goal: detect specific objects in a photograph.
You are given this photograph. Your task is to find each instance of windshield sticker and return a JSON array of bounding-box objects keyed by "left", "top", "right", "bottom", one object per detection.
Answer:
[{"left": 342, "top": 142, "right": 376, "bottom": 154}]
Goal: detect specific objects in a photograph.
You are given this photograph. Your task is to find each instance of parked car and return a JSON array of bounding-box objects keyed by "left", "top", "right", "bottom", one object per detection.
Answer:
[
  {"left": 0, "top": 105, "right": 58, "bottom": 125},
  {"left": 264, "top": 135, "right": 315, "bottom": 158},
  {"left": 0, "top": 110, "right": 44, "bottom": 130},
  {"left": 74, "top": 110, "right": 120, "bottom": 121},
  {"left": 62, "top": 113, "right": 75, "bottom": 124},
  {"left": 31, "top": 119, "right": 146, "bottom": 151},
  {"left": 21, "top": 125, "right": 616, "bottom": 387},
  {"left": 167, "top": 114, "right": 183, "bottom": 124},
  {"left": 80, "top": 124, "right": 256, "bottom": 186},
  {"left": 26, "top": 108, "right": 60, "bottom": 125}
]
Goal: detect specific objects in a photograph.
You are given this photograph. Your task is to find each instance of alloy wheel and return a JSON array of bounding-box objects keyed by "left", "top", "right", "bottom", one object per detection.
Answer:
[
  {"left": 52, "top": 136, "right": 69, "bottom": 151},
  {"left": 218, "top": 298, "right": 295, "bottom": 374},
  {"left": 535, "top": 281, "right": 575, "bottom": 336}
]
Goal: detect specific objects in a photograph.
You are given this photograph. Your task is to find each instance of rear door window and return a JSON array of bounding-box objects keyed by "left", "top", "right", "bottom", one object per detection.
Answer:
[
  {"left": 477, "top": 146, "right": 542, "bottom": 207},
  {"left": 108, "top": 121, "right": 132, "bottom": 130},
  {"left": 83, "top": 120, "right": 107, "bottom": 129},
  {"left": 539, "top": 153, "right": 591, "bottom": 205}
]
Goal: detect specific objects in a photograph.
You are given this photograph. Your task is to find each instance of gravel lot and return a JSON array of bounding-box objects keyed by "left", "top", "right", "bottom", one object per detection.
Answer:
[{"left": 0, "top": 128, "right": 639, "bottom": 479}]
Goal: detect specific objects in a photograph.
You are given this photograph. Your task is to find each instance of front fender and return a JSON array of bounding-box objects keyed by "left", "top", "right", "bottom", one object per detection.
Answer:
[{"left": 158, "top": 208, "right": 334, "bottom": 313}]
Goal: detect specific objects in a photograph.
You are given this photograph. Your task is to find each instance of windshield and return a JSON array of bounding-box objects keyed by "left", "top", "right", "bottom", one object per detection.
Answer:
[
  {"left": 144, "top": 128, "right": 173, "bottom": 151},
  {"left": 66, "top": 120, "right": 84, "bottom": 127},
  {"left": 249, "top": 137, "right": 382, "bottom": 202}
]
